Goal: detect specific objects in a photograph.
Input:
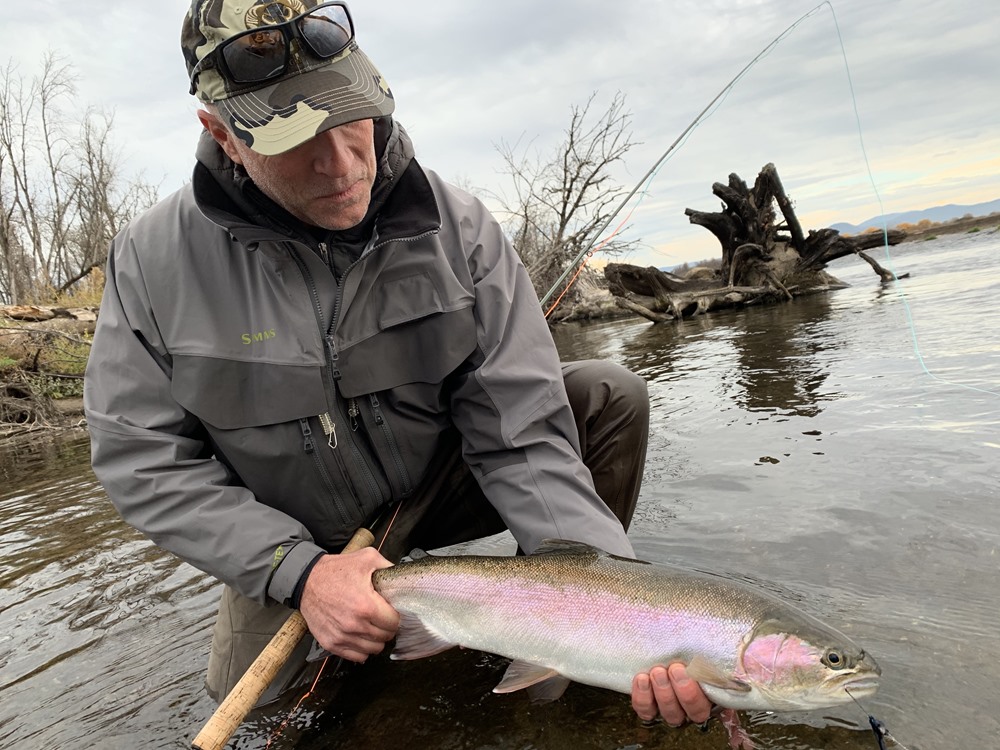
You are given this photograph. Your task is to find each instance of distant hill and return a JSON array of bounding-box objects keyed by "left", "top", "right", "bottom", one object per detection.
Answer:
[{"left": 830, "top": 199, "right": 1000, "bottom": 234}]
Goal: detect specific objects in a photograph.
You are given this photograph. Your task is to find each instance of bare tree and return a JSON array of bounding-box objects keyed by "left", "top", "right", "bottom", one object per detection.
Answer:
[
  {"left": 58, "top": 111, "right": 159, "bottom": 293},
  {"left": 493, "top": 91, "right": 638, "bottom": 304},
  {"left": 0, "top": 53, "right": 158, "bottom": 305}
]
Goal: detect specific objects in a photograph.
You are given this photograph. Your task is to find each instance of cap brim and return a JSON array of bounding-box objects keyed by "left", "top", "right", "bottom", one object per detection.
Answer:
[{"left": 215, "top": 47, "right": 394, "bottom": 156}]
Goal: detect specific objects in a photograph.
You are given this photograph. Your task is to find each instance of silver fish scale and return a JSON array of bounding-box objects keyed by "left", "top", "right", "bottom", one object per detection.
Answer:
[
  {"left": 373, "top": 543, "right": 879, "bottom": 710},
  {"left": 374, "top": 546, "right": 769, "bottom": 693}
]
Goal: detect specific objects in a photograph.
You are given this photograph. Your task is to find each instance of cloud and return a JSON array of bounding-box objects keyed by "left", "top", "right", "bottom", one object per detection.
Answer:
[{"left": 5, "top": 0, "right": 997, "bottom": 265}]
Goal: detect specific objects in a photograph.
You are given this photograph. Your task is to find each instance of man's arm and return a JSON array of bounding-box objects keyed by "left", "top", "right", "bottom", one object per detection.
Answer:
[
  {"left": 443, "top": 188, "right": 631, "bottom": 557},
  {"left": 84, "top": 236, "right": 324, "bottom": 607}
]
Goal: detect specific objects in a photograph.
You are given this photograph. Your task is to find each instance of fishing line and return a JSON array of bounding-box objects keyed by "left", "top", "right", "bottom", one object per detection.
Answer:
[
  {"left": 540, "top": 3, "right": 829, "bottom": 309},
  {"left": 845, "top": 688, "right": 914, "bottom": 750},
  {"left": 544, "top": 1, "right": 998, "bottom": 400},
  {"left": 823, "top": 2, "right": 1000, "bottom": 399}
]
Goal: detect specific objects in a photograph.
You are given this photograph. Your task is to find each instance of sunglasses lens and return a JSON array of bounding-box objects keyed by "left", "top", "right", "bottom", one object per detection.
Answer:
[
  {"left": 213, "top": 4, "right": 353, "bottom": 88},
  {"left": 299, "top": 5, "right": 353, "bottom": 57},
  {"left": 223, "top": 28, "right": 288, "bottom": 83}
]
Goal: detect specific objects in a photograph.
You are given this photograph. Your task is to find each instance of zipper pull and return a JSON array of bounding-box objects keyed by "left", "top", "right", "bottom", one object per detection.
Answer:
[
  {"left": 318, "top": 412, "right": 338, "bottom": 450},
  {"left": 348, "top": 398, "right": 360, "bottom": 431},
  {"left": 369, "top": 394, "right": 384, "bottom": 425},
  {"left": 299, "top": 418, "right": 315, "bottom": 453},
  {"left": 325, "top": 335, "right": 342, "bottom": 381},
  {"left": 362, "top": 225, "right": 380, "bottom": 256}
]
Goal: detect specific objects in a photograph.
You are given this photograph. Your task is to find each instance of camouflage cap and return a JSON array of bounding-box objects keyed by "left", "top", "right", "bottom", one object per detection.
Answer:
[{"left": 182, "top": 0, "right": 394, "bottom": 156}]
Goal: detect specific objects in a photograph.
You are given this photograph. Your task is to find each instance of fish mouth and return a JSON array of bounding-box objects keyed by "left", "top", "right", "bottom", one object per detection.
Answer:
[{"left": 840, "top": 676, "right": 880, "bottom": 696}]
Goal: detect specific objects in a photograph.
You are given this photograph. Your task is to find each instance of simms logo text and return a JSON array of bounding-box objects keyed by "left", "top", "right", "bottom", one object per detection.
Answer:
[{"left": 242, "top": 329, "right": 277, "bottom": 345}]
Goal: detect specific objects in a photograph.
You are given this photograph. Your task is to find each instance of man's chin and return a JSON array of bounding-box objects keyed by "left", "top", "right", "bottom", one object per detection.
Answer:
[{"left": 306, "top": 199, "right": 371, "bottom": 231}]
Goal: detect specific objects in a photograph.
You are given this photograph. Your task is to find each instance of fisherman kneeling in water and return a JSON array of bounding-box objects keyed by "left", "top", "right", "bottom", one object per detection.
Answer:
[{"left": 84, "top": 0, "right": 711, "bottom": 728}]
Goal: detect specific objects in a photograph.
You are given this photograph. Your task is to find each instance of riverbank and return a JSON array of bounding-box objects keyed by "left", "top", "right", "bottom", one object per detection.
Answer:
[
  {"left": 899, "top": 212, "right": 1000, "bottom": 241},
  {"left": 2, "top": 212, "right": 998, "bottom": 438}
]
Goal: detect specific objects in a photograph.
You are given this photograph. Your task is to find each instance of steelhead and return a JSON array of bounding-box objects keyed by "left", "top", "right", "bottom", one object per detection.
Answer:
[{"left": 372, "top": 540, "right": 880, "bottom": 712}]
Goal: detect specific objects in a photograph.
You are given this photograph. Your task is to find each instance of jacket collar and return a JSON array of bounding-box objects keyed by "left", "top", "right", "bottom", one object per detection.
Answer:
[{"left": 191, "top": 118, "right": 440, "bottom": 250}]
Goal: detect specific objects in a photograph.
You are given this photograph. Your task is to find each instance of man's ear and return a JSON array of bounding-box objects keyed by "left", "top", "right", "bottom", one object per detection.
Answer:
[{"left": 197, "top": 108, "right": 245, "bottom": 165}]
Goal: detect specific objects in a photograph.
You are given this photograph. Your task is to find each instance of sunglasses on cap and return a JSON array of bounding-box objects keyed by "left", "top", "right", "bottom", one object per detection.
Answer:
[{"left": 189, "top": 1, "right": 355, "bottom": 95}]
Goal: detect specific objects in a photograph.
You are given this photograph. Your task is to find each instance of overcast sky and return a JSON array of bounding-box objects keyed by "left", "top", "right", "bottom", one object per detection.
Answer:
[{"left": 6, "top": 0, "right": 998, "bottom": 266}]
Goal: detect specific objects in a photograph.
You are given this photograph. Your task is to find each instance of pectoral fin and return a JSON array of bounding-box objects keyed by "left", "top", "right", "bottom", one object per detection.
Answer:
[
  {"left": 389, "top": 611, "right": 455, "bottom": 660},
  {"left": 686, "top": 655, "right": 752, "bottom": 693},
  {"left": 494, "top": 660, "right": 571, "bottom": 702}
]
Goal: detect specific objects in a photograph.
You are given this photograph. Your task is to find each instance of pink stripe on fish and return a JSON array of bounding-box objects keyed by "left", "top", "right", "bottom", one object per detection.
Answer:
[{"left": 386, "top": 570, "right": 751, "bottom": 663}]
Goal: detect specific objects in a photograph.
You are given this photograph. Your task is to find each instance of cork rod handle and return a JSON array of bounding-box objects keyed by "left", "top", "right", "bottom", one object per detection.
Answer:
[{"left": 191, "top": 527, "right": 376, "bottom": 750}]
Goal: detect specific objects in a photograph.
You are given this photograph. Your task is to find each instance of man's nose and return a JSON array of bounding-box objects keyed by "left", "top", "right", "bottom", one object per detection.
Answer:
[{"left": 312, "top": 127, "right": 354, "bottom": 175}]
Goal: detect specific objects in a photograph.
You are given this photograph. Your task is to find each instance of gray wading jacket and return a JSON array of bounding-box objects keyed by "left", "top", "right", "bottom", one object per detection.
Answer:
[{"left": 84, "top": 121, "right": 632, "bottom": 608}]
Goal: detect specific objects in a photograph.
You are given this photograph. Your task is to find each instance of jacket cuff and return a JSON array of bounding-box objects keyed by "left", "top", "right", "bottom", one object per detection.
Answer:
[
  {"left": 266, "top": 541, "right": 326, "bottom": 606},
  {"left": 289, "top": 551, "right": 327, "bottom": 610}
]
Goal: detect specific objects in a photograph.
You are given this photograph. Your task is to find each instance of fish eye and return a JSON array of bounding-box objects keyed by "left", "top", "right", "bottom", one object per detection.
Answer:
[{"left": 823, "top": 650, "right": 847, "bottom": 670}]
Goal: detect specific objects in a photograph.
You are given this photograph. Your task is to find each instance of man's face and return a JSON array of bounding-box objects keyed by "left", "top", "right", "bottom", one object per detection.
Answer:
[{"left": 205, "top": 113, "right": 378, "bottom": 230}]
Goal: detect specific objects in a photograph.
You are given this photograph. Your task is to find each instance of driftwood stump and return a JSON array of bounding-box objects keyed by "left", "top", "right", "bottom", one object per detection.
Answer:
[
  {"left": 605, "top": 164, "right": 907, "bottom": 322},
  {"left": 0, "top": 305, "right": 95, "bottom": 435}
]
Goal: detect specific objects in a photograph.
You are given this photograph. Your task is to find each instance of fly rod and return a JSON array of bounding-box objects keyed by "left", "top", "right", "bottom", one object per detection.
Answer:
[{"left": 539, "top": 2, "right": 828, "bottom": 310}]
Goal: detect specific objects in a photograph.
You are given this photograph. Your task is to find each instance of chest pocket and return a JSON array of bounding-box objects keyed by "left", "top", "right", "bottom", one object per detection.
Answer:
[
  {"left": 171, "top": 355, "right": 327, "bottom": 429},
  {"left": 336, "top": 272, "right": 477, "bottom": 398}
]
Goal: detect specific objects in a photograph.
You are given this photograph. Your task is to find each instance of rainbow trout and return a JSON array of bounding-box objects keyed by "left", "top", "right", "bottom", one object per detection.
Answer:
[{"left": 372, "top": 540, "right": 880, "bottom": 713}]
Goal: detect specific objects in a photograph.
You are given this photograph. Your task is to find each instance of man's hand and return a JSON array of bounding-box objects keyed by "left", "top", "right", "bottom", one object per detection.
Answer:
[
  {"left": 298, "top": 548, "right": 399, "bottom": 663},
  {"left": 631, "top": 663, "right": 713, "bottom": 726}
]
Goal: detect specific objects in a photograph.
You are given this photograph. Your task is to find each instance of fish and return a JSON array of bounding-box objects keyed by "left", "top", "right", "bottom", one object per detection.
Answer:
[{"left": 371, "top": 540, "right": 880, "bottom": 716}]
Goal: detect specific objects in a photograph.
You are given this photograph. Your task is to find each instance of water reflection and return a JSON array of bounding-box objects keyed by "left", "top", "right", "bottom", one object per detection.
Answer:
[
  {"left": 0, "top": 433, "right": 220, "bottom": 750},
  {"left": 726, "top": 296, "right": 841, "bottom": 417},
  {"left": 0, "top": 430, "right": 91, "bottom": 490},
  {"left": 557, "top": 294, "right": 842, "bottom": 421}
]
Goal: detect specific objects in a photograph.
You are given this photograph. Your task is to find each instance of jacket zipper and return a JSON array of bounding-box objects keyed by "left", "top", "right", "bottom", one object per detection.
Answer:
[
  {"left": 299, "top": 418, "right": 351, "bottom": 525},
  {"left": 368, "top": 393, "right": 413, "bottom": 496},
  {"left": 329, "top": 228, "right": 433, "bottom": 499},
  {"left": 289, "top": 246, "right": 382, "bottom": 515},
  {"left": 292, "top": 225, "right": 439, "bottom": 508},
  {"left": 324, "top": 331, "right": 386, "bottom": 503}
]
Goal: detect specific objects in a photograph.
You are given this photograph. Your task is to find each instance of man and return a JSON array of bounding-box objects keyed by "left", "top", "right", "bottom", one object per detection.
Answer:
[{"left": 84, "top": 0, "right": 710, "bottom": 729}]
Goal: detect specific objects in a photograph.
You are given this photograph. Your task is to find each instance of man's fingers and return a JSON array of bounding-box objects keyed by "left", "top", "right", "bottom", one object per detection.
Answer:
[
  {"left": 317, "top": 603, "right": 397, "bottom": 652},
  {"left": 667, "top": 663, "right": 712, "bottom": 724},
  {"left": 316, "top": 627, "right": 392, "bottom": 659},
  {"left": 338, "top": 597, "right": 398, "bottom": 636},
  {"left": 337, "top": 643, "right": 382, "bottom": 664},
  {"left": 631, "top": 663, "right": 714, "bottom": 726},
  {"left": 649, "top": 665, "right": 687, "bottom": 726},
  {"left": 630, "top": 673, "right": 658, "bottom": 722},
  {"left": 298, "top": 548, "right": 401, "bottom": 662},
  {"left": 368, "top": 597, "right": 401, "bottom": 633}
]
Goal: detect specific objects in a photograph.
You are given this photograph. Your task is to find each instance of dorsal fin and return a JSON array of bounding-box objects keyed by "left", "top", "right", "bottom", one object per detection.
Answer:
[
  {"left": 533, "top": 539, "right": 600, "bottom": 555},
  {"left": 532, "top": 539, "right": 650, "bottom": 565}
]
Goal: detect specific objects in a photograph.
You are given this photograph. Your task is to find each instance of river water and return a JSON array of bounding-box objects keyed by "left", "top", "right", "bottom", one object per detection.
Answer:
[{"left": 1, "top": 229, "right": 998, "bottom": 749}]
